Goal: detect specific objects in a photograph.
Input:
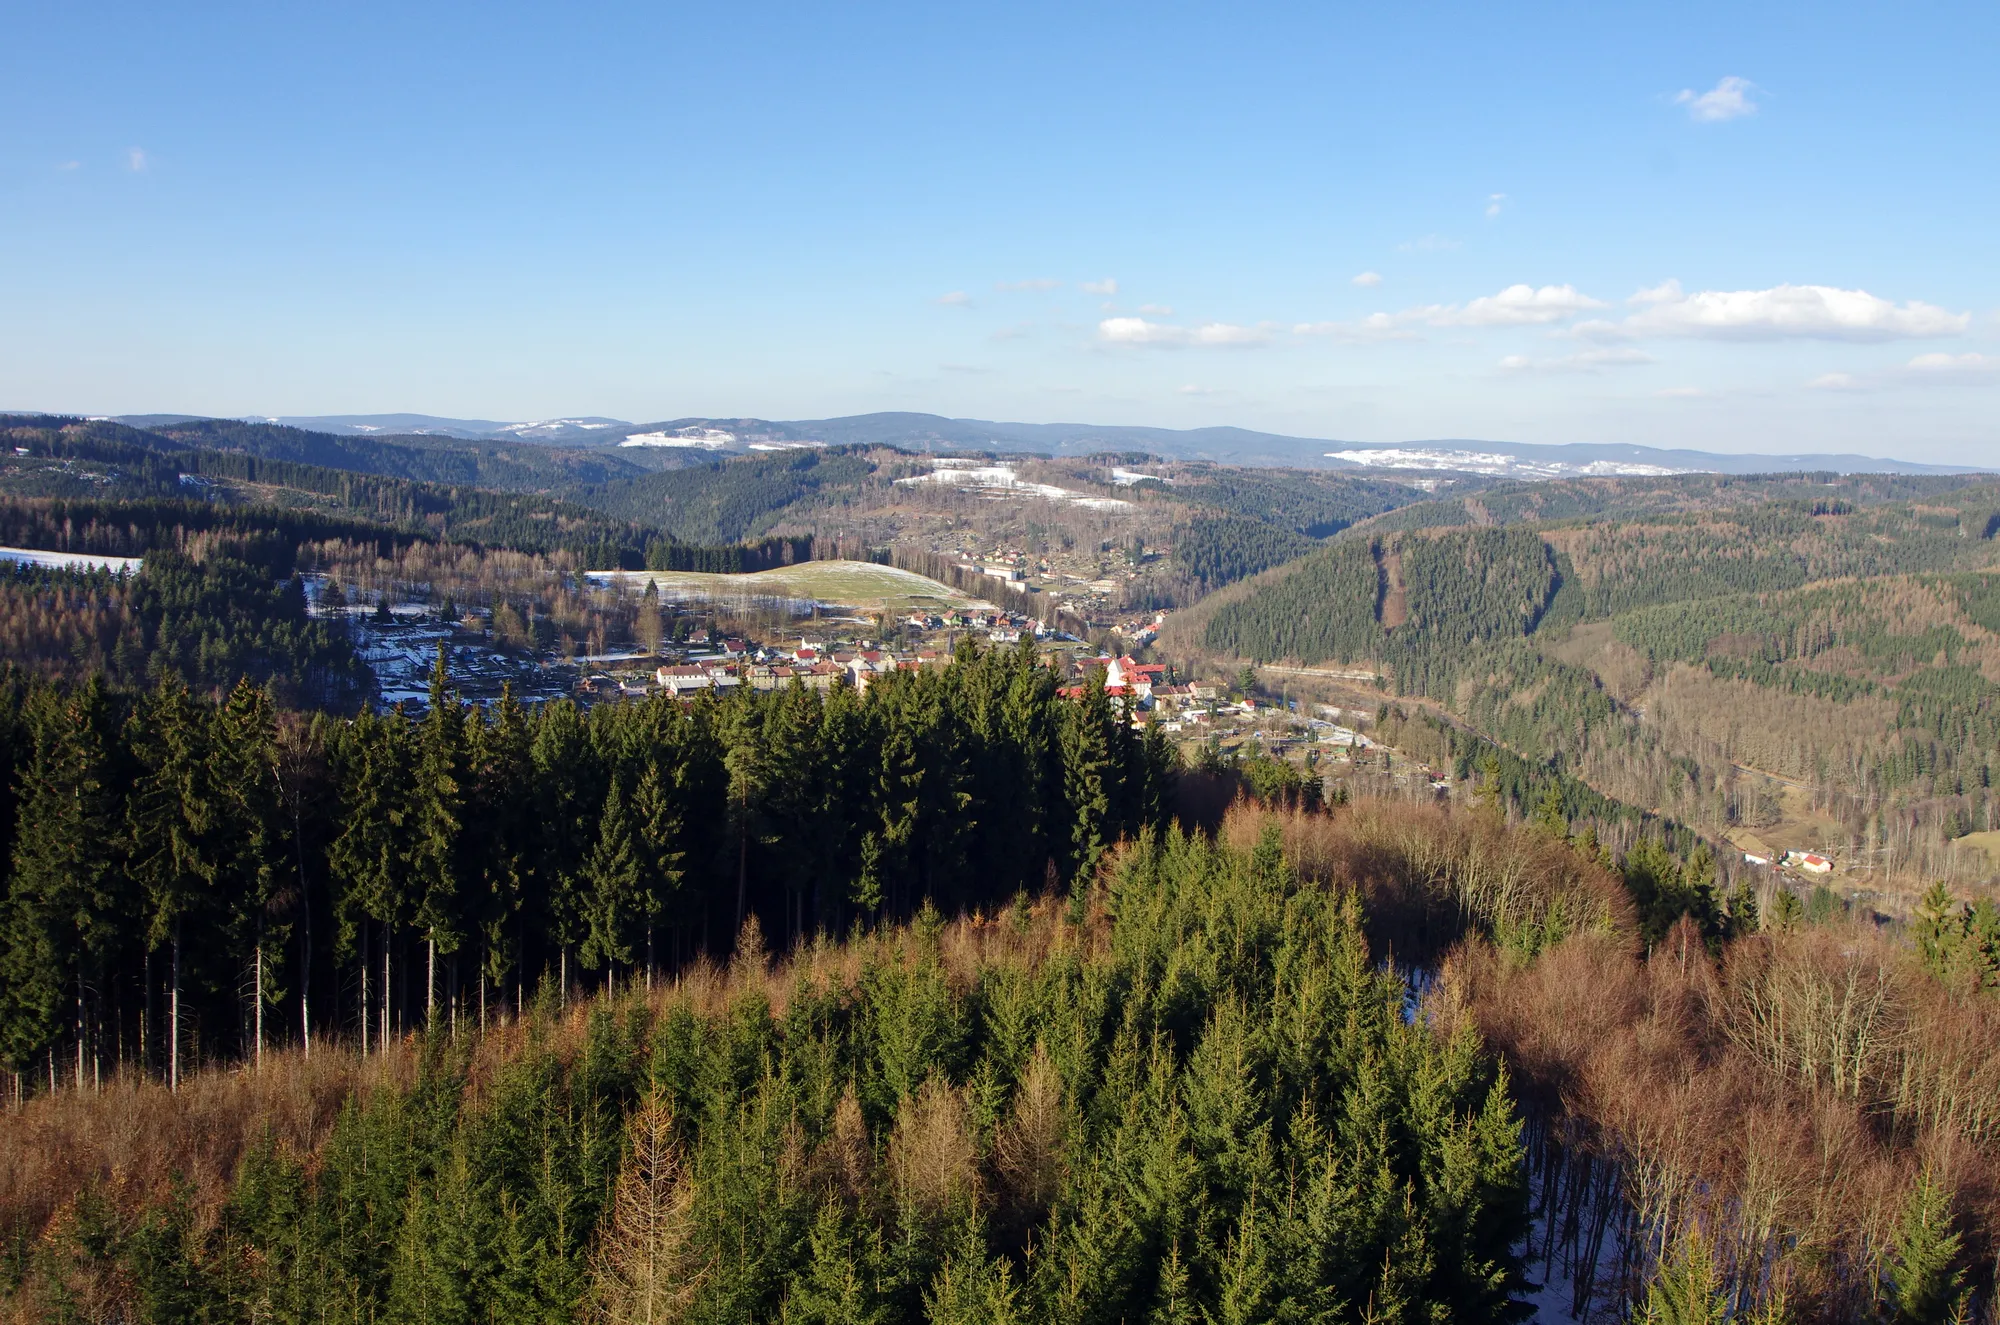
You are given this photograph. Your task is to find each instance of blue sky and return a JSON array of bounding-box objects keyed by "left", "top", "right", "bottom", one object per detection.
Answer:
[{"left": 4, "top": 1, "right": 1996, "bottom": 460}]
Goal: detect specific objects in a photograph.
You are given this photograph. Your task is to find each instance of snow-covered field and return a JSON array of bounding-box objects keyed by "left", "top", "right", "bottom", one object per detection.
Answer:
[
  {"left": 587, "top": 561, "right": 980, "bottom": 613},
  {"left": 0, "top": 546, "right": 144, "bottom": 573},
  {"left": 896, "top": 459, "right": 1132, "bottom": 509},
  {"left": 1325, "top": 448, "right": 1691, "bottom": 479},
  {"left": 620, "top": 428, "right": 737, "bottom": 449}
]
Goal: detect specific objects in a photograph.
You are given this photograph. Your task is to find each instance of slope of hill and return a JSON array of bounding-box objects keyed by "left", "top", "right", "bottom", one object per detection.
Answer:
[
  {"left": 94, "top": 410, "right": 1992, "bottom": 476},
  {"left": 1173, "top": 475, "right": 2000, "bottom": 888}
]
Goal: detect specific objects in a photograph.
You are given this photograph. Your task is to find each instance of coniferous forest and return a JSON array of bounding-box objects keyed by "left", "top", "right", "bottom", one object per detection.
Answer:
[{"left": 6, "top": 469, "right": 2000, "bottom": 1322}]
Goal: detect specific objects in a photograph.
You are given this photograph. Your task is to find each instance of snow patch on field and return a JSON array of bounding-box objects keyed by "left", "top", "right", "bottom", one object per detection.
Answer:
[
  {"left": 587, "top": 561, "right": 980, "bottom": 612},
  {"left": 0, "top": 546, "right": 143, "bottom": 573},
  {"left": 620, "top": 429, "right": 737, "bottom": 449},
  {"left": 896, "top": 460, "right": 1131, "bottom": 509},
  {"left": 1326, "top": 448, "right": 1691, "bottom": 479}
]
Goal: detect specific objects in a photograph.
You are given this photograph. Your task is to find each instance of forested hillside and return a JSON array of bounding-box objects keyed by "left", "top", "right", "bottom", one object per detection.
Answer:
[
  {"left": 567, "top": 448, "right": 880, "bottom": 545},
  {"left": 1180, "top": 476, "right": 2000, "bottom": 890},
  {"left": 11, "top": 792, "right": 2000, "bottom": 1323},
  {"left": 0, "top": 642, "right": 1174, "bottom": 1088}
]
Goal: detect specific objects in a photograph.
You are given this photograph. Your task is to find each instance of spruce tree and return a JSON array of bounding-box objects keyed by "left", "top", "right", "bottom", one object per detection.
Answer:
[
  {"left": 2, "top": 681, "right": 129, "bottom": 1085},
  {"left": 581, "top": 776, "right": 642, "bottom": 989},
  {"left": 126, "top": 678, "right": 218, "bottom": 1088},
  {"left": 1886, "top": 1170, "right": 1968, "bottom": 1325},
  {"left": 215, "top": 679, "right": 283, "bottom": 1066},
  {"left": 412, "top": 647, "right": 467, "bottom": 1028}
]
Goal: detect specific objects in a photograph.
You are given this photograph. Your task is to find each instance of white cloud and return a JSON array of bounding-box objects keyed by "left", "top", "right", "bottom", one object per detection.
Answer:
[
  {"left": 1098, "top": 317, "right": 1269, "bottom": 347},
  {"left": 1081, "top": 278, "right": 1118, "bottom": 296},
  {"left": 1296, "top": 284, "right": 1605, "bottom": 340},
  {"left": 936, "top": 290, "right": 972, "bottom": 307},
  {"left": 1803, "top": 354, "right": 1999, "bottom": 393},
  {"left": 1499, "top": 348, "right": 1655, "bottom": 374},
  {"left": 1485, "top": 193, "right": 1507, "bottom": 218},
  {"left": 1442, "top": 283, "right": 1605, "bottom": 326},
  {"left": 1139, "top": 303, "right": 1174, "bottom": 316},
  {"left": 1588, "top": 282, "right": 1970, "bottom": 341},
  {"left": 1675, "top": 76, "right": 1759, "bottom": 122},
  {"left": 126, "top": 147, "right": 148, "bottom": 171},
  {"left": 1351, "top": 271, "right": 1382, "bottom": 287},
  {"left": 996, "top": 277, "right": 1060, "bottom": 291},
  {"left": 1906, "top": 351, "right": 2000, "bottom": 379}
]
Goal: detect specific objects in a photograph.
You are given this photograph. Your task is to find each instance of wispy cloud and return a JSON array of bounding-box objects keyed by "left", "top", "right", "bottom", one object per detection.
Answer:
[
  {"left": 1080, "top": 278, "right": 1118, "bottom": 296},
  {"left": 1138, "top": 303, "right": 1174, "bottom": 316},
  {"left": 996, "top": 277, "right": 1060, "bottom": 292},
  {"left": 1576, "top": 280, "right": 1968, "bottom": 341},
  {"left": 1296, "top": 284, "right": 1604, "bottom": 340},
  {"left": 1098, "top": 317, "right": 1270, "bottom": 347},
  {"left": 1351, "top": 271, "right": 1382, "bottom": 288},
  {"left": 1293, "top": 313, "right": 1418, "bottom": 342},
  {"left": 1499, "top": 348, "right": 1655, "bottom": 374},
  {"left": 935, "top": 290, "right": 972, "bottom": 307},
  {"left": 1906, "top": 351, "right": 2000, "bottom": 379},
  {"left": 1808, "top": 353, "right": 2000, "bottom": 393},
  {"left": 1675, "top": 76, "right": 1759, "bottom": 122},
  {"left": 57, "top": 160, "right": 81, "bottom": 172},
  {"left": 1485, "top": 193, "right": 1507, "bottom": 218},
  {"left": 126, "top": 147, "right": 148, "bottom": 171}
]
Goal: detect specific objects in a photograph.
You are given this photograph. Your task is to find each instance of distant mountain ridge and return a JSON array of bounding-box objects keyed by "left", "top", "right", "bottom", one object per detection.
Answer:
[{"left": 89, "top": 411, "right": 1995, "bottom": 476}]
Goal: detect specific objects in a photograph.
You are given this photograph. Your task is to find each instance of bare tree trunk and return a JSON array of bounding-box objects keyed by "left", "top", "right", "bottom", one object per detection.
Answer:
[
  {"left": 170, "top": 923, "right": 182, "bottom": 1092},
  {"left": 74, "top": 971, "right": 84, "bottom": 1092},
  {"left": 360, "top": 919, "right": 370, "bottom": 1056},
  {"left": 381, "top": 922, "right": 391, "bottom": 1048},
  {"left": 427, "top": 936, "right": 436, "bottom": 1029},
  {"left": 736, "top": 823, "right": 748, "bottom": 936},
  {"left": 253, "top": 939, "right": 264, "bottom": 1072},
  {"left": 299, "top": 841, "right": 312, "bottom": 1059}
]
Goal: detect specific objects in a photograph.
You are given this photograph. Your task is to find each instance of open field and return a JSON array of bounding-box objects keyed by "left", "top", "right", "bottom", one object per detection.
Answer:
[{"left": 585, "top": 559, "right": 984, "bottom": 612}]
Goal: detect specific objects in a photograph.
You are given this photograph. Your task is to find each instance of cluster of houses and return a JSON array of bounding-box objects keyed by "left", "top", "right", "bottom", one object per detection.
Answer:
[
  {"left": 634, "top": 639, "right": 1230, "bottom": 724},
  {"left": 1739, "top": 847, "right": 1835, "bottom": 875}
]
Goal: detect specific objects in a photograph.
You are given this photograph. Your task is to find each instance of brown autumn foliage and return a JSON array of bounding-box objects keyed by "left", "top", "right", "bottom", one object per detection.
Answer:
[
  {"left": 1223, "top": 797, "right": 1635, "bottom": 963},
  {"left": 11, "top": 794, "right": 1999, "bottom": 1322},
  {"left": 593, "top": 1088, "right": 703, "bottom": 1325},
  {"left": 1445, "top": 918, "right": 2000, "bottom": 1319},
  {"left": 887, "top": 1078, "right": 984, "bottom": 1219}
]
